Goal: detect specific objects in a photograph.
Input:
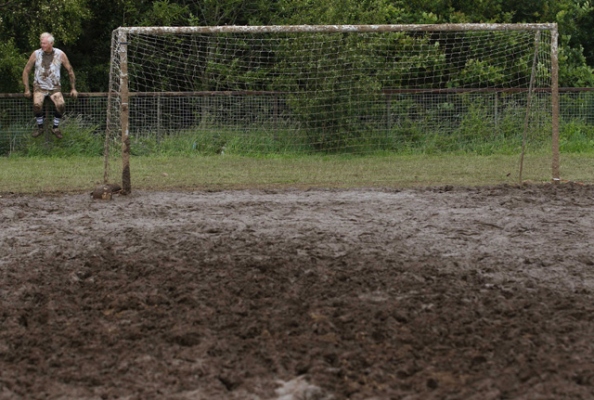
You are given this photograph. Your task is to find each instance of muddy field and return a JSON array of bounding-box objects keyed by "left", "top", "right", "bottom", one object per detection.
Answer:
[{"left": 1, "top": 183, "right": 594, "bottom": 399}]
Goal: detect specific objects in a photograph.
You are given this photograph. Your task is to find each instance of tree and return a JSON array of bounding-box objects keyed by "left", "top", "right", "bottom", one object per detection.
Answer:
[
  {"left": 60, "top": 0, "right": 276, "bottom": 91},
  {"left": 1, "top": 0, "right": 593, "bottom": 92},
  {"left": 499, "top": 0, "right": 594, "bottom": 86},
  {"left": 0, "top": 39, "right": 25, "bottom": 92}
]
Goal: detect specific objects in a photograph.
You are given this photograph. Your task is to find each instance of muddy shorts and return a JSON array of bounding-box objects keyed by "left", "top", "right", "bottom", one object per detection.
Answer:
[{"left": 32, "top": 85, "right": 65, "bottom": 114}]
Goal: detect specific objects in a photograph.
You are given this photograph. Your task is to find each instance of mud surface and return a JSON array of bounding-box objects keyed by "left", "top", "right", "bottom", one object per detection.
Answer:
[{"left": 1, "top": 184, "right": 594, "bottom": 399}]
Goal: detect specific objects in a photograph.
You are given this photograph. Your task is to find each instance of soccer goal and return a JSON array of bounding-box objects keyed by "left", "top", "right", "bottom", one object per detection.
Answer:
[{"left": 106, "top": 24, "right": 559, "bottom": 193}]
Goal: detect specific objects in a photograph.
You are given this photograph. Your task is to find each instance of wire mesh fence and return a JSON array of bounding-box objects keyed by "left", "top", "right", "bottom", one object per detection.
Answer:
[
  {"left": 0, "top": 94, "right": 107, "bottom": 154},
  {"left": 1, "top": 89, "right": 592, "bottom": 157}
]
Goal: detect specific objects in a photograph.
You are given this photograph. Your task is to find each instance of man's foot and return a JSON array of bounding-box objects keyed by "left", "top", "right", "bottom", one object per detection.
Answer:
[
  {"left": 52, "top": 127, "right": 63, "bottom": 139},
  {"left": 32, "top": 126, "right": 44, "bottom": 138}
]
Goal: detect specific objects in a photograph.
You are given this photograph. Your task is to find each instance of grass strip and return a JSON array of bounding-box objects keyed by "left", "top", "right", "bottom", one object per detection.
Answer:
[{"left": 1, "top": 153, "right": 592, "bottom": 194}]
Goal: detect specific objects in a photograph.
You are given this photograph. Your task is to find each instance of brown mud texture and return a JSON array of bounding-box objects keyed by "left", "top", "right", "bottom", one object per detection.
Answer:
[{"left": 1, "top": 183, "right": 594, "bottom": 400}]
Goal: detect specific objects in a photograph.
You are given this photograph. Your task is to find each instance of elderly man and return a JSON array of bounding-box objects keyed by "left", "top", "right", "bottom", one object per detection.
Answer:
[{"left": 22, "top": 32, "right": 78, "bottom": 139}]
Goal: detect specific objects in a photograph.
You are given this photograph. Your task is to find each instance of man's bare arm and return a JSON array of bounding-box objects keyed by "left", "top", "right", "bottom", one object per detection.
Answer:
[
  {"left": 61, "top": 53, "right": 77, "bottom": 98},
  {"left": 22, "top": 53, "right": 35, "bottom": 98}
]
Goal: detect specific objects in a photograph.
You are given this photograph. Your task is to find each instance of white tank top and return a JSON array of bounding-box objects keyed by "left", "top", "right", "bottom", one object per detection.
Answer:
[{"left": 34, "top": 48, "right": 64, "bottom": 91}]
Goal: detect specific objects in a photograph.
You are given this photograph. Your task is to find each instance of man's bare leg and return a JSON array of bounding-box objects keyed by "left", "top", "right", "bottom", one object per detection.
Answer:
[
  {"left": 50, "top": 92, "right": 65, "bottom": 139},
  {"left": 32, "top": 90, "right": 46, "bottom": 137}
]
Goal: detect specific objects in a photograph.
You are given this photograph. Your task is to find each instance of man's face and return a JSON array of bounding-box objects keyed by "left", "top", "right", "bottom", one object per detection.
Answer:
[{"left": 40, "top": 37, "right": 53, "bottom": 53}]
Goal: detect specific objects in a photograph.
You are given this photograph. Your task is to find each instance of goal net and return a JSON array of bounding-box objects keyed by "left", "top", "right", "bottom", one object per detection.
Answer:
[{"left": 106, "top": 24, "right": 559, "bottom": 192}]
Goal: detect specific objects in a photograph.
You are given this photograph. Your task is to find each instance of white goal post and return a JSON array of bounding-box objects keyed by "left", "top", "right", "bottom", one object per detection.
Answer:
[{"left": 106, "top": 24, "right": 559, "bottom": 193}]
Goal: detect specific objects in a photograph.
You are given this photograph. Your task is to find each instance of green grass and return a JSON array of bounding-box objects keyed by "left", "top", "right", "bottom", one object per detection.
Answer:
[
  {"left": 2, "top": 116, "right": 593, "bottom": 193},
  {"left": 1, "top": 152, "right": 592, "bottom": 194}
]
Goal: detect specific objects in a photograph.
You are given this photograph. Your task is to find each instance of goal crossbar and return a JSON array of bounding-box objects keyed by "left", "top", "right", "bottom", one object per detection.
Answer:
[{"left": 119, "top": 23, "right": 558, "bottom": 35}]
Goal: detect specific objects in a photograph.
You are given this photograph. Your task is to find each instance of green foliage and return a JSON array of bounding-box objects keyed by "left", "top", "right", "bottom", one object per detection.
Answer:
[
  {"left": 129, "top": 127, "right": 314, "bottom": 157},
  {"left": 3, "top": 104, "right": 593, "bottom": 160},
  {"left": 1, "top": 0, "right": 91, "bottom": 49},
  {"left": 0, "top": 40, "right": 27, "bottom": 92},
  {"left": 2, "top": 0, "right": 594, "bottom": 92},
  {"left": 271, "top": 33, "right": 382, "bottom": 151},
  {"left": 558, "top": 36, "right": 594, "bottom": 87},
  {"left": 276, "top": 0, "right": 380, "bottom": 24},
  {"left": 560, "top": 120, "right": 594, "bottom": 152},
  {"left": 139, "top": 0, "right": 190, "bottom": 26},
  {"left": 507, "top": 0, "right": 594, "bottom": 85},
  {"left": 188, "top": 0, "right": 274, "bottom": 26}
]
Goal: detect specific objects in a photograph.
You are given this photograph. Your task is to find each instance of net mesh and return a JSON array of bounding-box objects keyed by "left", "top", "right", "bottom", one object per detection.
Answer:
[{"left": 106, "top": 25, "right": 556, "bottom": 184}]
